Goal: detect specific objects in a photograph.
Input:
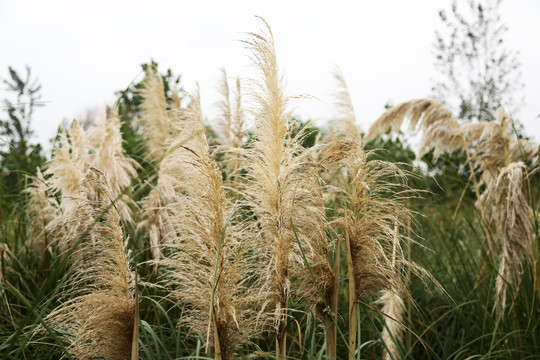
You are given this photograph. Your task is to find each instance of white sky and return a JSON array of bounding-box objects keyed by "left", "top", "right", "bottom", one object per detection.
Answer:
[{"left": 1, "top": 0, "right": 539, "bottom": 152}]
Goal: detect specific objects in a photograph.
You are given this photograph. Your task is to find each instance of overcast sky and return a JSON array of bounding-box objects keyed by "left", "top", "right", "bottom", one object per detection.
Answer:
[{"left": 1, "top": 0, "right": 539, "bottom": 152}]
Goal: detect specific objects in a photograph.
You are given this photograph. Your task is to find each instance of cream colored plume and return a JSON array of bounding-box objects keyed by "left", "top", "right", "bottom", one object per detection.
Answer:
[
  {"left": 216, "top": 69, "right": 246, "bottom": 175},
  {"left": 41, "top": 169, "right": 137, "bottom": 360},
  {"left": 242, "top": 18, "right": 334, "bottom": 358},
  {"left": 331, "top": 67, "right": 362, "bottom": 143},
  {"left": 25, "top": 168, "right": 60, "bottom": 256},
  {"left": 319, "top": 137, "right": 424, "bottom": 359},
  {"left": 87, "top": 105, "right": 108, "bottom": 149},
  {"left": 138, "top": 68, "right": 171, "bottom": 160},
  {"left": 489, "top": 162, "right": 534, "bottom": 316},
  {"left": 91, "top": 109, "right": 139, "bottom": 222},
  {"left": 463, "top": 108, "right": 539, "bottom": 188},
  {"left": 379, "top": 290, "right": 405, "bottom": 360},
  {"left": 45, "top": 126, "right": 90, "bottom": 219},
  {"left": 140, "top": 88, "right": 206, "bottom": 263},
  {"left": 69, "top": 119, "right": 89, "bottom": 163},
  {"left": 377, "top": 225, "right": 406, "bottom": 360},
  {"left": 158, "top": 89, "right": 264, "bottom": 360},
  {"left": 366, "top": 98, "right": 466, "bottom": 158}
]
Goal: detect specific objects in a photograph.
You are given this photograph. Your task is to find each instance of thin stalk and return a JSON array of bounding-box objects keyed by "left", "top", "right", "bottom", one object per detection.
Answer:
[
  {"left": 213, "top": 310, "right": 222, "bottom": 360},
  {"left": 324, "top": 234, "right": 341, "bottom": 359},
  {"left": 205, "top": 216, "right": 231, "bottom": 357},
  {"left": 356, "top": 303, "right": 361, "bottom": 360},
  {"left": 344, "top": 203, "right": 357, "bottom": 360},
  {"left": 405, "top": 215, "right": 412, "bottom": 351},
  {"left": 276, "top": 294, "right": 288, "bottom": 360},
  {"left": 452, "top": 169, "right": 475, "bottom": 221}
]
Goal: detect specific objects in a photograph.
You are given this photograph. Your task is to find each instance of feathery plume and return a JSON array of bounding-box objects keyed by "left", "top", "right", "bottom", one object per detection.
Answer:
[
  {"left": 331, "top": 67, "right": 362, "bottom": 143},
  {"left": 463, "top": 108, "right": 539, "bottom": 189},
  {"left": 320, "top": 137, "right": 416, "bottom": 359},
  {"left": 379, "top": 291, "right": 405, "bottom": 360},
  {"left": 87, "top": 105, "right": 108, "bottom": 150},
  {"left": 217, "top": 68, "right": 234, "bottom": 146},
  {"left": 159, "top": 90, "right": 264, "bottom": 359},
  {"left": 46, "top": 126, "right": 89, "bottom": 219},
  {"left": 91, "top": 109, "right": 139, "bottom": 222},
  {"left": 321, "top": 138, "right": 410, "bottom": 299},
  {"left": 25, "top": 168, "right": 60, "bottom": 256},
  {"left": 378, "top": 225, "right": 406, "bottom": 360},
  {"left": 242, "top": 18, "right": 334, "bottom": 358},
  {"left": 138, "top": 68, "right": 170, "bottom": 160},
  {"left": 490, "top": 162, "right": 534, "bottom": 316},
  {"left": 216, "top": 69, "right": 247, "bottom": 177},
  {"left": 41, "top": 169, "right": 137, "bottom": 360},
  {"left": 366, "top": 98, "right": 466, "bottom": 158},
  {"left": 70, "top": 119, "right": 88, "bottom": 163},
  {"left": 140, "top": 87, "right": 205, "bottom": 263}
]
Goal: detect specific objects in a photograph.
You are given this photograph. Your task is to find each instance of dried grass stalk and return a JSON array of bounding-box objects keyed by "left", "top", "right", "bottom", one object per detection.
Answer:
[{"left": 0, "top": 243, "right": 8, "bottom": 296}]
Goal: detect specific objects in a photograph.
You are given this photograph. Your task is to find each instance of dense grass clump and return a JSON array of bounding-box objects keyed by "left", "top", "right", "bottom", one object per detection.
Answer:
[{"left": 0, "top": 19, "right": 539, "bottom": 360}]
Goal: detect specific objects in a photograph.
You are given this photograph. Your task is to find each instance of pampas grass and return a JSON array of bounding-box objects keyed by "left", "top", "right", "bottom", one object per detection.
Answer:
[
  {"left": 25, "top": 168, "right": 59, "bottom": 257},
  {"left": 4, "top": 17, "right": 538, "bottom": 360},
  {"left": 45, "top": 125, "right": 92, "bottom": 251},
  {"left": 157, "top": 88, "right": 265, "bottom": 360},
  {"left": 489, "top": 162, "right": 534, "bottom": 316},
  {"left": 41, "top": 169, "right": 137, "bottom": 360},
  {"left": 378, "top": 290, "right": 405, "bottom": 360},
  {"left": 368, "top": 100, "right": 539, "bottom": 321},
  {"left": 242, "top": 18, "right": 334, "bottom": 358},
  {"left": 331, "top": 67, "right": 361, "bottom": 143},
  {"left": 378, "top": 225, "right": 406, "bottom": 360},
  {"left": 320, "top": 137, "right": 415, "bottom": 359},
  {"left": 91, "top": 109, "right": 139, "bottom": 223},
  {"left": 138, "top": 68, "right": 173, "bottom": 160},
  {"left": 367, "top": 98, "right": 466, "bottom": 158},
  {"left": 463, "top": 108, "right": 539, "bottom": 188},
  {"left": 216, "top": 69, "right": 246, "bottom": 177}
]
